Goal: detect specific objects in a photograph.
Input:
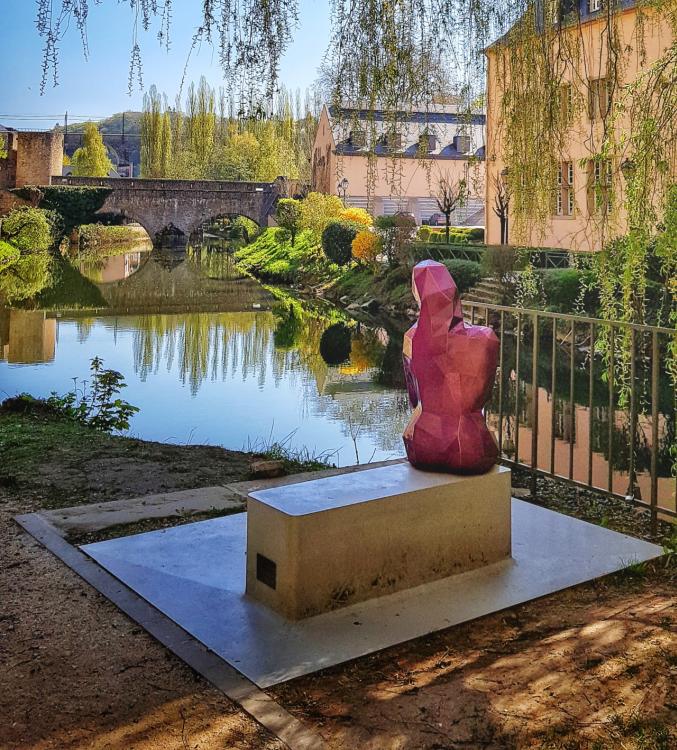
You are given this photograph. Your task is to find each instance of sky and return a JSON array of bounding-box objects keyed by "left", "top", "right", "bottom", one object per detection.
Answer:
[{"left": 0, "top": 0, "right": 331, "bottom": 130}]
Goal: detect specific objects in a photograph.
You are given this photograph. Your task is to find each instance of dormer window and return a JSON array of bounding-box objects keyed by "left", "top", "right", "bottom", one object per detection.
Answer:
[
  {"left": 349, "top": 129, "right": 366, "bottom": 148},
  {"left": 453, "top": 134, "right": 471, "bottom": 154},
  {"left": 418, "top": 131, "right": 437, "bottom": 153},
  {"left": 384, "top": 131, "right": 402, "bottom": 151}
]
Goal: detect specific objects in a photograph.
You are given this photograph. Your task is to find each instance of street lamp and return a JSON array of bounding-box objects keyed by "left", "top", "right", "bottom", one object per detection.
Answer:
[{"left": 337, "top": 177, "right": 349, "bottom": 205}]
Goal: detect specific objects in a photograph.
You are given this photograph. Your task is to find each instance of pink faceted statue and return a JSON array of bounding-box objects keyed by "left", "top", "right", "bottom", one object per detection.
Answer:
[{"left": 402, "top": 260, "right": 499, "bottom": 474}]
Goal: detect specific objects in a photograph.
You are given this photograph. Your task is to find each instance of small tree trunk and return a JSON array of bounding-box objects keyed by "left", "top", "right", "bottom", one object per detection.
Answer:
[{"left": 445, "top": 215, "right": 450, "bottom": 243}]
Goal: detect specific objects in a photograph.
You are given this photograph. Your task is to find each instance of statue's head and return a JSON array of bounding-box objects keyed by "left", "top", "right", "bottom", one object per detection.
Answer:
[{"left": 412, "top": 260, "right": 463, "bottom": 324}]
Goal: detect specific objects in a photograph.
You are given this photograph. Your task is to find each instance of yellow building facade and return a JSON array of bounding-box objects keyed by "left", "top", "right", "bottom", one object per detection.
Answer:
[
  {"left": 484, "top": 4, "right": 674, "bottom": 251},
  {"left": 312, "top": 104, "right": 487, "bottom": 225}
]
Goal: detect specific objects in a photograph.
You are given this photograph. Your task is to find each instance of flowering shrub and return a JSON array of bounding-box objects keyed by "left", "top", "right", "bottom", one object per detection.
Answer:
[
  {"left": 340, "top": 206, "right": 373, "bottom": 227},
  {"left": 351, "top": 230, "right": 380, "bottom": 267}
]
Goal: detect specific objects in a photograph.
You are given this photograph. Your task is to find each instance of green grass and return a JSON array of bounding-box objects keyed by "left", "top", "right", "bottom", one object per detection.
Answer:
[
  {"left": 235, "top": 227, "right": 339, "bottom": 285},
  {"left": 0, "top": 410, "right": 115, "bottom": 484}
]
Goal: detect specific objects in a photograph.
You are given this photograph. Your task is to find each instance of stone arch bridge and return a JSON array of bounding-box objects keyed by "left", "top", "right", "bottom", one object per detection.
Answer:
[{"left": 51, "top": 175, "right": 297, "bottom": 244}]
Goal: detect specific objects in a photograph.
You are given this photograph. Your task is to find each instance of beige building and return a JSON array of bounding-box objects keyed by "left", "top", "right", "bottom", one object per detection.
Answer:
[
  {"left": 312, "top": 104, "right": 486, "bottom": 225},
  {"left": 484, "top": 2, "right": 674, "bottom": 251}
]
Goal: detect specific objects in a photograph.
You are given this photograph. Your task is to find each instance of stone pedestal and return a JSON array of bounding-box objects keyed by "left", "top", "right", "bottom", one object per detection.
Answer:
[{"left": 246, "top": 463, "right": 511, "bottom": 619}]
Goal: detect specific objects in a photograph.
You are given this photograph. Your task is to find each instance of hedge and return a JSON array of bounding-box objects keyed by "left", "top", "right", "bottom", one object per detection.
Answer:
[{"left": 442, "top": 260, "right": 484, "bottom": 293}]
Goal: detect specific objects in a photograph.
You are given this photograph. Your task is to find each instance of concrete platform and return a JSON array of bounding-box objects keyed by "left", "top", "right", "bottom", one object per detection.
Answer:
[
  {"left": 82, "top": 499, "right": 663, "bottom": 688},
  {"left": 247, "top": 464, "right": 512, "bottom": 618}
]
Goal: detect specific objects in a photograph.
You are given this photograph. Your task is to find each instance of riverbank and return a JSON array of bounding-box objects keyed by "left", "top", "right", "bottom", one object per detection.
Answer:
[{"left": 234, "top": 228, "right": 418, "bottom": 317}]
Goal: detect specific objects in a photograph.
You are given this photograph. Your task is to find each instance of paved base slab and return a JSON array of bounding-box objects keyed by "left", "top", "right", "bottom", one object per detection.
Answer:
[
  {"left": 81, "top": 500, "right": 663, "bottom": 688},
  {"left": 42, "top": 486, "right": 245, "bottom": 536}
]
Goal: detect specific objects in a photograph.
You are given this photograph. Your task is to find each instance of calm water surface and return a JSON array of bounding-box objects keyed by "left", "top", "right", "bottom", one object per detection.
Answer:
[
  {"left": 0, "top": 240, "right": 673, "bottom": 510},
  {"left": 0, "top": 243, "right": 409, "bottom": 465}
]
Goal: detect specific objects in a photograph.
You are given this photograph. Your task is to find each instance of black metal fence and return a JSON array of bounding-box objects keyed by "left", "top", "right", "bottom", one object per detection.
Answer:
[{"left": 463, "top": 301, "right": 676, "bottom": 529}]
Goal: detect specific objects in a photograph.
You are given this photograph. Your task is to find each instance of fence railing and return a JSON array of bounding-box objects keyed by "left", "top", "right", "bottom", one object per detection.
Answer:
[{"left": 462, "top": 301, "right": 676, "bottom": 529}]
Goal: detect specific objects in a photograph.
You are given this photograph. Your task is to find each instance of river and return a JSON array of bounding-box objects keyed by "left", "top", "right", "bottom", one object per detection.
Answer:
[{"left": 0, "top": 239, "right": 674, "bottom": 510}]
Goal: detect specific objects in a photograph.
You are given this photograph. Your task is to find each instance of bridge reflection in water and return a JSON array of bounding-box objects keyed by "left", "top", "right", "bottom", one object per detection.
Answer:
[{"left": 0, "top": 242, "right": 673, "bottom": 508}]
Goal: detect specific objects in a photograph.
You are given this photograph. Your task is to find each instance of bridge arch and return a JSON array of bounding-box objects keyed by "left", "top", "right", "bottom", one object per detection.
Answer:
[{"left": 51, "top": 176, "right": 296, "bottom": 246}]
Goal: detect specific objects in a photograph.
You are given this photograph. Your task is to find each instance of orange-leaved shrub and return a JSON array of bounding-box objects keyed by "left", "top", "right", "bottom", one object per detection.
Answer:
[{"left": 352, "top": 230, "right": 380, "bottom": 267}]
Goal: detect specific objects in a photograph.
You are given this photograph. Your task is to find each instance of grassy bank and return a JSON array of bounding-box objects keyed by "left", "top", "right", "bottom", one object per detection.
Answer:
[
  {"left": 0, "top": 401, "right": 329, "bottom": 511},
  {"left": 78, "top": 223, "right": 151, "bottom": 253},
  {"left": 234, "top": 228, "right": 340, "bottom": 287}
]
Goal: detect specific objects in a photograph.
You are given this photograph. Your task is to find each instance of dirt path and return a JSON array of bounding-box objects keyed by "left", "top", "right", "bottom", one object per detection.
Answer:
[{"left": 1, "top": 413, "right": 284, "bottom": 750}]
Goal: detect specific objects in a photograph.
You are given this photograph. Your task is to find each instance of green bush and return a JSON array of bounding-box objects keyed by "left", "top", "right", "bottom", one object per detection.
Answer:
[
  {"left": 14, "top": 185, "right": 112, "bottom": 234},
  {"left": 0, "top": 240, "right": 20, "bottom": 272},
  {"left": 1, "top": 207, "right": 54, "bottom": 253},
  {"left": 322, "top": 220, "right": 360, "bottom": 266},
  {"left": 467, "top": 227, "right": 485, "bottom": 242},
  {"left": 417, "top": 225, "right": 432, "bottom": 242},
  {"left": 481, "top": 245, "right": 522, "bottom": 280},
  {"left": 540, "top": 268, "right": 599, "bottom": 314},
  {"left": 442, "top": 260, "right": 483, "bottom": 293}
]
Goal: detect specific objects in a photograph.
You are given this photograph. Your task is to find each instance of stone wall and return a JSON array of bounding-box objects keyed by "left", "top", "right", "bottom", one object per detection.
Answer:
[
  {"left": 15, "top": 132, "right": 64, "bottom": 188},
  {"left": 0, "top": 189, "right": 31, "bottom": 218},
  {"left": 0, "top": 132, "right": 18, "bottom": 190}
]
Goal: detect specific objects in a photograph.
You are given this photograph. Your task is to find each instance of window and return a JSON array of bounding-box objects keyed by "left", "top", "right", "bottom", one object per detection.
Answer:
[
  {"left": 418, "top": 131, "right": 437, "bottom": 153},
  {"left": 554, "top": 161, "right": 575, "bottom": 217},
  {"left": 587, "top": 159, "right": 613, "bottom": 215},
  {"left": 384, "top": 131, "right": 402, "bottom": 151},
  {"left": 588, "top": 78, "right": 609, "bottom": 121},
  {"left": 453, "top": 133, "right": 471, "bottom": 154},
  {"left": 588, "top": 0, "right": 601, "bottom": 11},
  {"left": 349, "top": 129, "right": 366, "bottom": 148},
  {"left": 560, "top": 84, "right": 574, "bottom": 124}
]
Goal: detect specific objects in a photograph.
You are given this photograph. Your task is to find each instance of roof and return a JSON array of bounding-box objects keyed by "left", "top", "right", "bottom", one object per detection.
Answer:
[{"left": 326, "top": 104, "right": 486, "bottom": 160}]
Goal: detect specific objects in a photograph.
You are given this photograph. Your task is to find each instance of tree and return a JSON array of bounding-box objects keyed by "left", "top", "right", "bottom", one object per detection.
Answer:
[
  {"left": 322, "top": 220, "right": 360, "bottom": 265},
  {"left": 435, "top": 176, "right": 467, "bottom": 243},
  {"left": 491, "top": 173, "right": 511, "bottom": 245},
  {"left": 71, "top": 122, "right": 113, "bottom": 177},
  {"left": 375, "top": 214, "right": 416, "bottom": 267},
  {"left": 276, "top": 198, "right": 302, "bottom": 246},
  {"left": 1, "top": 207, "right": 53, "bottom": 253},
  {"left": 300, "top": 192, "right": 344, "bottom": 238}
]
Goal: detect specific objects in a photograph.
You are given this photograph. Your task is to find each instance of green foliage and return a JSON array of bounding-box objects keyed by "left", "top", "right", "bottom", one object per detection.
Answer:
[
  {"left": 375, "top": 214, "right": 417, "bottom": 267},
  {"left": 481, "top": 245, "right": 521, "bottom": 281},
  {"left": 321, "top": 220, "right": 359, "bottom": 266},
  {"left": 417, "top": 225, "right": 432, "bottom": 242},
  {"left": 45, "top": 356, "right": 139, "bottom": 432},
  {"left": 78, "top": 223, "right": 144, "bottom": 250},
  {"left": 299, "top": 192, "right": 345, "bottom": 238},
  {"left": 442, "top": 259, "right": 483, "bottom": 293},
  {"left": 539, "top": 269, "right": 596, "bottom": 314},
  {"left": 276, "top": 198, "right": 302, "bottom": 246},
  {"left": 1, "top": 207, "right": 54, "bottom": 253},
  {"left": 235, "top": 228, "right": 334, "bottom": 284},
  {"left": 140, "top": 77, "right": 318, "bottom": 182},
  {"left": 14, "top": 186, "right": 112, "bottom": 234},
  {"left": 230, "top": 216, "right": 259, "bottom": 244},
  {"left": 0, "top": 251, "right": 52, "bottom": 303},
  {"left": 71, "top": 122, "right": 113, "bottom": 177},
  {"left": 0, "top": 241, "right": 20, "bottom": 273}
]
